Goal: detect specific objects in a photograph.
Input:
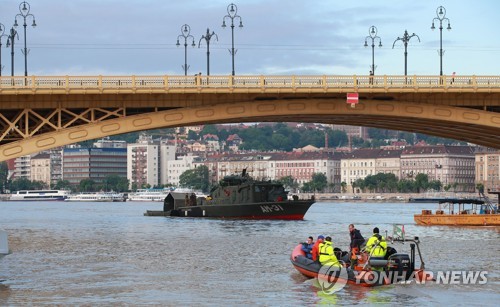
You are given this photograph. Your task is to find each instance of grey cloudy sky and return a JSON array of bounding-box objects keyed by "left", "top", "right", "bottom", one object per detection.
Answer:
[{"left": 0, "top": 0, "right": 499, "bottom": 76}]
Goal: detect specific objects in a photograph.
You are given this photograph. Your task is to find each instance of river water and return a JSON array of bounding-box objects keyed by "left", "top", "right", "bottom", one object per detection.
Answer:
[{"left": 0, "top": 201, "right": 498, "bottom": 306}]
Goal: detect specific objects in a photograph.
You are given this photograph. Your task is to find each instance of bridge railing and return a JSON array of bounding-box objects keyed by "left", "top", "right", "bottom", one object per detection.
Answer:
[{"left": 0, "top": 75, "right": 499, "bottom": 91}]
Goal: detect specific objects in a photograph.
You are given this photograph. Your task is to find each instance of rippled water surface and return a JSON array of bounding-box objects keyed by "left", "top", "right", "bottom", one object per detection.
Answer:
[{"left": 0, "top": 201, "right": 498, "bottom": 305}]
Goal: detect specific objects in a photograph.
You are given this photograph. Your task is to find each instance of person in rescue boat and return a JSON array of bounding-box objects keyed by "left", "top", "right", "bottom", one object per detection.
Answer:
[
  {"left": 318, "top": 236, "right": 341, "bottom": 267},
  {"left": 301, "top": 236, "right": 314, "bottom": 259},
  {"left": 348, "top": 224, "right": 365, "bottom": 266},
  {"left": 349, "top": 224, "right": 365, "bottom": 250},
  {"left": 311, "top": 235, "right": 324, "bottom": 262},
  {"left": 364, "top": 227, "right": 387, "bottom": 258}
]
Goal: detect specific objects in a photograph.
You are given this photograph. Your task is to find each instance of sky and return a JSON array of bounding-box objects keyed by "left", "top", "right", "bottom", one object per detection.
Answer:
[{"left": 0, "top": 0, "right": 499, "bottom": 77}]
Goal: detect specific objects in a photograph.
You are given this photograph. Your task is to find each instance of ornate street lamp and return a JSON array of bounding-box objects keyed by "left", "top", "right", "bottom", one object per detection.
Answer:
[
  {"left": 176, "top": 24, "right": 196, "bottom": 76},
  {"left": 222, "top": 3, "right": 243, "bottom": 76},
  {"left": 199, "top": 28, "right": 218, "bottom": 76},
  {"left": 14, "top": 1, "right": 37, "bottom": 77},
  {"left": 0, "top": 23, "right": 9, "bottom": 76},
  {"left": 392, "top": 30, "right": 420, "bottom": 76},
  {"left": 364, "top": 26, "right": 382, "bottom": 75},
  {"left": 6, "top": 27, "right": 19, "bottom": 77},
  {"left": 431, "top": 6, "right": 451, "bottom": 76}
]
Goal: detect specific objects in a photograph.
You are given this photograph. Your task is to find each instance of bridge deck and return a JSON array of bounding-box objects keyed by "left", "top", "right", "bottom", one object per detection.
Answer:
[
  {"left": 1, "top": 75, "right": 499, "bottom": 95},
  {"left": 0, "top": 75, "right": 499, "bottom": 161}
]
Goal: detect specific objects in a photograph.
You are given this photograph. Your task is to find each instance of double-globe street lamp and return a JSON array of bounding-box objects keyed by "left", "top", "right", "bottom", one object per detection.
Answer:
[
  {"left": 431, "top": 6, "right": 451, "bottom": 76},
  {"left": 199, "top": 28, "right": 218, "bottom": 76},
  {"left": 222, "top": 3, "right": 243, "bottom": 76},
  {"left": 364, "top": 25, "right": 382, "bottom": 75},
  {"left": 176, "top": 24, "right": 196, "bottom": 76},
  {"left": 14, "top": 1, "right": 36, "bottom": 77},
  {"left": 6, "top": 27, "right": 19, "bottom": 77},
  {"left": 392, "top": 30, "right": 420, "bottom": 76}
]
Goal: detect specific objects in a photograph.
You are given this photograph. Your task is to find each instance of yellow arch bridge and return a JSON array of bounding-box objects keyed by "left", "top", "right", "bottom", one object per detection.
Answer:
[{"left": 0, "top": 74, "right": 499, "bottom": 161}]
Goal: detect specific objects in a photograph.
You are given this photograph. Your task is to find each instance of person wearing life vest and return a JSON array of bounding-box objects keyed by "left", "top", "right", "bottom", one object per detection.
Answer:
[
  {"left": 311, "top": 235, "right": 324, "bottom": 262},
  {"left": 318, "top": 236, "right": 341, "bottom": 267},
  {"left": 364, "top": 227, "right": 387, "bottom": 258},
  {"left": 348, "top": 224, "right": 365, "bottom": 267}
]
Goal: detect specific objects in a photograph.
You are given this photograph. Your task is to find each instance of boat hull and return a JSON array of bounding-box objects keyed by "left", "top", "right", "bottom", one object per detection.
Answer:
[
  {"left": 65, "top": 193, "right": 125, "bottom": 202},
  {"left": 9, "top": 190, "right": 69, "bottom": 201},
  {"left": 408, "top": 197, "right": 450, "bottom": 203},
  {"left": 8, "top": 196, "right": 66, "bottom": 201},
  {"left": 290, "top": 245, "right": 389, "bottom": 287},
  {"left": 414, "top": 213, "right": 500, "bottom": 226},
  {"left": 147, "top": 200, "right": 314, "bottom": 220}
]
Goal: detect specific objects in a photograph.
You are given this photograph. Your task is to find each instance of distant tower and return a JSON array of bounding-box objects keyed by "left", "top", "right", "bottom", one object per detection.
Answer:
[{"left": 325, "top": 132, "right": 329, "bottom": 149}]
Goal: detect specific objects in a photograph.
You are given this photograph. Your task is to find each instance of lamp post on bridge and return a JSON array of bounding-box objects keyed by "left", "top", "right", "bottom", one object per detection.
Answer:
[
  {"left": 199, "top": 28, "right": 218, "bottom": 76},
  {"left": 14, "top": 1, "right": 37, "bottom": 77},
  {"left": 364, "top": 25, "right": 382, "bottom": 75},
  {"left": 392, "top": 30, "right": 420, "bottom": 76},
  {"left": 6, "top": 27, "right": 19, "bottom": 77},
  {"left": 176, "top": 24, "right": 196, "bottom": 76},
  {"left": 222, "top": 3, "right": 243, "bottom": 76},
  {"left": 431, "top": 6, "right": 451, "bottom": 76},
  {"left": 0, "top": 23, "right": 9, "bottom": 76}
]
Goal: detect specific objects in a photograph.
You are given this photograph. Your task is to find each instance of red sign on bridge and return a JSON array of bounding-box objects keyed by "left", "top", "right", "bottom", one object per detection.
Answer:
[{"left": 347, "top": 93, "right": 359, "bottom": 108}]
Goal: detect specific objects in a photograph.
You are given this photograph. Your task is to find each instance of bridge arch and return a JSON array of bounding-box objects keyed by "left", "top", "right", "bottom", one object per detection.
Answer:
[{"left": 1, "top": 99, "right": 498, "bottom": 161}]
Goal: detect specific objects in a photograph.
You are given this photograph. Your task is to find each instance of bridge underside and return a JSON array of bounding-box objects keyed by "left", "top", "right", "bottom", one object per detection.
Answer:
[{"left": 0, "top": 97, "right": 499, "bottom": 161}]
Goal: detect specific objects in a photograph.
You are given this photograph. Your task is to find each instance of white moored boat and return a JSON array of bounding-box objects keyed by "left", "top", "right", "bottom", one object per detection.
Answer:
[
  {"left": 127, "top": 188, "right": 172, "bottom": 202},
  {"left": 9, "top": 190, "right": 70, "bottom": 201},
  {"left": 65, "top": 192, "right": 125, "bottom": 202}
]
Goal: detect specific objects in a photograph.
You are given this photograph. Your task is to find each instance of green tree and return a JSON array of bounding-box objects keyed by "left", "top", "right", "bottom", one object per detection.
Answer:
[
  {"left": 327, "top": 182, "right": 338, "bottom": 193},
  {"left": 309, "top": 172, "right": 327, "bottom": 192},
  {"left": 397, "top": 179, "right": 416, "bottom": 193},
  {"left": 53, "top": 179, "right": 73, "bottom": 191},
  {"left": 414, "top": 173, "right": 429, "bottom": 193},
  {"left": 103, "top": 175, "right": 129, "bottom": 192},
  {"left": 8, "top": 178, "right": 45, "bottom": 191},
  {"left": 0, "top": 162, "right": 8, "bottom": 193},
  {"left": 327, "top": 129, "right": 348, "bottom": 147},
  {"left": 79, "top": 179, "right": 96, "bottom": 192},
  {"left": 217, "top": 128, "right": 230, "bottom": 143},
  {"left": 301, "top": 182, "right": 313, "bottom": 193},
  {"left": 200, "top": 125, "right": 218, "bottom": 137},
  {"left": 179, "top": 165, "right": 209, "bottom": 192},
  {"left": 298, "top": 130, "right": 324, "bottom": 148},
  {"left": 271, "top": 134, "right": 292, "bottom": 151},
  {"left": 278, "top": 175, "right": 299, "bottom": 193},
  {"left": 187, "top": 130, "right": 199, "bottom": 140},
  {"left": 341, "top": 181, "right": 347, "bottom": 193},
  {"left": 397, "top": 132, "right": 415, "bottom": 145},
  {"left": 428, "top": 180, "right": 442, "bottom": 192},
  {"left": 352, "top": 178, "right": 364, "bottom": 193}
]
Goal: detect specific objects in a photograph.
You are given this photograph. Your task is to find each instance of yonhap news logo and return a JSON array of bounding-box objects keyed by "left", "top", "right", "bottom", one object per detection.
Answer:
[
  {"left": 317, "top": 264, "right": 349, "bottom": 294},
  {"left": 413, "top": 270, "right": 489, "bottom": 285},
  {"left": 316, "top": 268, "right": 488, "bottom": 293}
]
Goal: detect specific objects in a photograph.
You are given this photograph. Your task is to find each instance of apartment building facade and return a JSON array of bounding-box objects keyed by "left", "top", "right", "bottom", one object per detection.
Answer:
[
  {"left": 475, "top": 148, "right": 500, "bottom": 192},
  {"left": 62, "top": 147, "right": 127, "bottom": 186},
  {"left": 401, "top": 145, "right": 475, "bottom": 192},
  {"left": 127, "top": 135, "right": 160, "bottom": 189},
  {"left": 30, "top": 153, "right": 51, "bottom": 187}
]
